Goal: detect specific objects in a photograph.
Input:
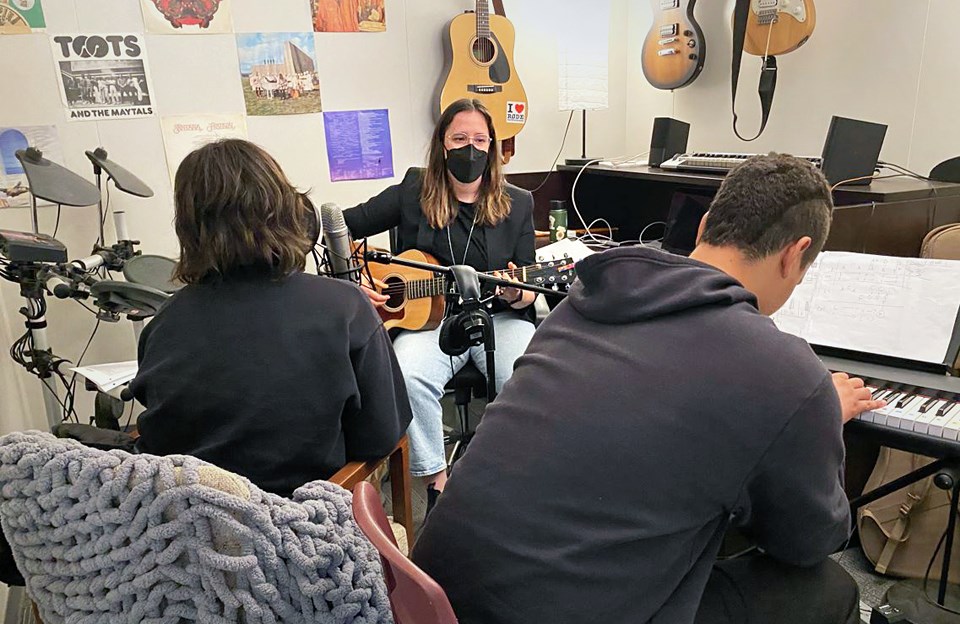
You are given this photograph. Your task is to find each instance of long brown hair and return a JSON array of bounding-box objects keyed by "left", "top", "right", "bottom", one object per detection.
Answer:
[
  {"left": 421, "top": 98, "right": 511, "bottom": 229},
  {"left": 173, "top": 139, "right": 314, "bottom": 284}
]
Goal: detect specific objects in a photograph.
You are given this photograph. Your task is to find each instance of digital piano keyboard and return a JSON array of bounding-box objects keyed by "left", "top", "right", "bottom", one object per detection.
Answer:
[{"left": 823, "top": 355, "right": 960, "bottom": 458}]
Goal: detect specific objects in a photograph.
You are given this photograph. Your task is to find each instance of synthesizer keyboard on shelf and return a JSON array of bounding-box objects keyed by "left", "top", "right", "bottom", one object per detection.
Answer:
[
  {"left": 822, "top": 356, "right": 960, "bottom": 457},
  {"left": 659, "top": 152, "right": 822, "bottom": 174}
]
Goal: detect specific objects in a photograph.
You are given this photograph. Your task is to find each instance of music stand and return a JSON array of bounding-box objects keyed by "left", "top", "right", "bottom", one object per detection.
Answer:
[{"left": 15, "top": 148, "right": 101, "bottom": 234}]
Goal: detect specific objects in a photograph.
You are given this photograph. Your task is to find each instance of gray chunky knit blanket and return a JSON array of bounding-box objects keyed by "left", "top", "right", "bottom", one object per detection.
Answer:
[{"left": 0, "top": 431, "right": 393, "bottom": 624}]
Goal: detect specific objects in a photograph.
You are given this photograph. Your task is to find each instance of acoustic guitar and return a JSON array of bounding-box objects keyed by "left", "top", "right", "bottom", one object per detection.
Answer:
[
  {"left": 641, "top": 0, "right": 706, "bottom": 91},
  {"left": 742, "top": 0, "right": 816, "bottom": 56},
  {"left": 367, "top": 250, "right": 576, "bottom": 332},
  {"left": 439, "top": 0, "right": 528, "bottom": 140}
]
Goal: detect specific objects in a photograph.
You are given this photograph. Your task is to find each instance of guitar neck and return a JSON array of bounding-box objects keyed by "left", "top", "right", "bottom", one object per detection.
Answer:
[
  {"left": 405, "top": 265, "right": 534, "bottom": 301},
  {"left": 476, "top": 0, "right": 490, "bottom": 39}
]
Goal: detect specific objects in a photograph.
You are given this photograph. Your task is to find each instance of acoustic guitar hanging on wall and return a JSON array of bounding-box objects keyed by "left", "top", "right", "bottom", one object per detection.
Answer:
[
  {"left": 641, "top": 0, "right": 706, "bottom": 91},
  {"left": 439, "top": 0, "right": 528, "bottom": 141}
]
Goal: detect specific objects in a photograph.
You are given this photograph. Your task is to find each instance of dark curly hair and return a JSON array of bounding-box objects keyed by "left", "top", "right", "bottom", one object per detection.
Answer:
[
  {"left": 172, "top": 139, "right": 315, "bottom": 284},
  {"left": 700, "top": 153, "right": 833, "bottom": 266}
]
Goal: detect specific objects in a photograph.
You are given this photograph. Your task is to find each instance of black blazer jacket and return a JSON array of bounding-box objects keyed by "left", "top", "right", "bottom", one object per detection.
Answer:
[{"left": 343, "top": 167, "right": 535, "bottom": 271}]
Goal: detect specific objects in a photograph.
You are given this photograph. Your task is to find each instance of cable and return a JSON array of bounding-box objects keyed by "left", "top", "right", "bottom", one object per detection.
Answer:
[
  {"left": 64, "top": 319, "right": 101, "bottom": 423},
  {"left": 569, "top": 151, "right": 650, "bottom": 248},
  {"left": 522, "top": 110, "right": 576, "bottom": 194},
  {"left": 52, "top": 204, "right": 62, "bottom": 238},
  {"left": 880, "top": 161, "right": 932, "bottom": 182}
]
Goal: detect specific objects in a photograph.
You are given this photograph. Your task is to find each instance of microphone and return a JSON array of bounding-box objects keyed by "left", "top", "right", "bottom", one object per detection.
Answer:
[{"left": 320, "top": 202, "right": 360, "bottom": 283}]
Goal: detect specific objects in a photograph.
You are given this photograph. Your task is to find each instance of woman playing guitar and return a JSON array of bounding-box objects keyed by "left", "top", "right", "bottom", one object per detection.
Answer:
[{"left": 344, "top": 98, "right": 535, "bottom": 510}]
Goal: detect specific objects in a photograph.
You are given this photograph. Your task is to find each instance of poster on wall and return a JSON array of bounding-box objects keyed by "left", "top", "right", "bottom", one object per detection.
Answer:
[
  {"left": 160, "top": 114, "right": 248, "bottom": 184},
  {"left": 140, "top": 0, "right": 233, "bottom": 34},
  {"left": 236, "top": 33, "right": 322, "bottom": 116},
  {"left": 0, "top": 0, "right": 45, "bottom": 34},
  {"left": 323, "top": 109, "right": 393, "bottom": 182},
  {"left": 312, "top": 0, "right": 385, "bottom": 33},
  {"left": 51, "top": 34, "right": 155, "bottom": 122},
  {"left": 0, "top": 126, "right": 62, "bottom": 208}
]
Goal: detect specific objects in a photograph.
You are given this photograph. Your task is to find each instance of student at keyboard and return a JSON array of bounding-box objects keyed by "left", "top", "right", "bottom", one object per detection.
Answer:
[{"left": 413, "top": 154, "right": 884, "bottom": 624}]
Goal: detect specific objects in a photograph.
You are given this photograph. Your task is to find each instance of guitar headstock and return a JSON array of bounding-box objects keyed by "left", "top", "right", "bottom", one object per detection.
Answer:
[{"left": 523, "top": 256, "right": 577, "bottom": 292}]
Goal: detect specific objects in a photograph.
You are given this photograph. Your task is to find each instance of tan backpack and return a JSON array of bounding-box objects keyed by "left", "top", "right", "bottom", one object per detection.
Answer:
[{"left": 857, "top": 448, "right": 958, "bottom": 580}]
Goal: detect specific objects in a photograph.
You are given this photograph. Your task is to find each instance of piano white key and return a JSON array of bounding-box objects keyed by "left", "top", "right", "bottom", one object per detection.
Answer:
[
  {"left": 872, "top": 391, "right": 907, "bottom": 426},
  {"left": 937, "top": 402, "right": 960, "bottom": 440},
  {"left": 912, "top": 397, "right": 943, "bottom": 435},
  {"left": 927, "top": 400, "right": 955, "bottom": 438},
  {"left": 896, "top": 395, "right": 930, "bottom": 431}
]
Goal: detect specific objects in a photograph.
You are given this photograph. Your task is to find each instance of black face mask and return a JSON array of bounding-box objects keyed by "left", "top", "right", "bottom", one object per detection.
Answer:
[{"left": 445, "top": 145, "right": 488, "bottom": 184}]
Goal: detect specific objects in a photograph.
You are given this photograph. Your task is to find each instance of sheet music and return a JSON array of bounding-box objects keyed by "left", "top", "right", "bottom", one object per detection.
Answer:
[
  {"left": 772, "top": 252, "right": 960, "bottom": 364},
  {"left": 70, "top": 361, "right": 138, "bottom": 393}
]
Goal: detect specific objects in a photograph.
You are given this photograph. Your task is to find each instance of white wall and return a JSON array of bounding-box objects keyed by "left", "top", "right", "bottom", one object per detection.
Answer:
[
  {"left": 625, "top": 0, "right": 953, "bottom": 175},
  {"left": 0, "top": 0, "right": 631, "bottom": 435}
]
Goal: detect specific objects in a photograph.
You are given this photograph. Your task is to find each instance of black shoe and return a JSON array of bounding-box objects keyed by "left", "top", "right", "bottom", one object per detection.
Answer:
[{"left": 425, "top": 485, "right": 441, "bottom": 518}]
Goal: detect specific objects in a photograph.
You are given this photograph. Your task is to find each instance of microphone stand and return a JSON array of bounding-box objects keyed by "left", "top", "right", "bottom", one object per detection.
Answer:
[{"left": 366, "top": 250, "right": 566, "bottom": 402}]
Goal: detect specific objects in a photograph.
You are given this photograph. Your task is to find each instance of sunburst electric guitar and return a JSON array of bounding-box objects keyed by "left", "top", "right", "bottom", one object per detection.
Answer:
[
  {"left": 641, "top": 0, "right": 706, "bottom": 90},
  {"left": 439, "top": 0, "right": 528, "bottom": 141},
  {"left": 368, "top": 250, "right": 576, "bottom": 332},
  {"left": 742, "top": 0, "right": 816, "bottom": 56}
]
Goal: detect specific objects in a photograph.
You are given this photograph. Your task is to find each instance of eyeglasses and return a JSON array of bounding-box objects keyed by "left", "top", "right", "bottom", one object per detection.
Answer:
[{"left": 446, "top": 133, "right": 491, "bottom": 150}]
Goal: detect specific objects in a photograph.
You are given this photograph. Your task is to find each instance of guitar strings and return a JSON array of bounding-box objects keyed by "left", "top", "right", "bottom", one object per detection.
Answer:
[{"left": 375, "top": 265, "right": 569, "bottom": 295}]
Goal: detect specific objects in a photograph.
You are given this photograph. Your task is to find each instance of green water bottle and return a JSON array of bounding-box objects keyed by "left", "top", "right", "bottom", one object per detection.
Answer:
[{"left": 549, "top": 200, "right": 568, "bottom": 242}]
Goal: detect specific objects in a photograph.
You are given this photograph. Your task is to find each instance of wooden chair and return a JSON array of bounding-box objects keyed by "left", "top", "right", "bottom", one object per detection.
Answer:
[
  {"left": 352, "top": 481, "right": 458, "bottom": 624},
  {"left": 329, "top": 435, "right": 414, "bottom": 546}
]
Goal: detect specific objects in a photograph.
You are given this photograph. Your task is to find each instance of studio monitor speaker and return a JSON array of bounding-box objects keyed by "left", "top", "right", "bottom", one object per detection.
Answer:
[{"left": 649, "top": 117, "right": 690, "bottom": 168}]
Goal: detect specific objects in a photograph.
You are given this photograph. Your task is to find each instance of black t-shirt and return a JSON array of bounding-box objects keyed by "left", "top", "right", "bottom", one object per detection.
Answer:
[
  {"left": 130, "top": 270, "right": 412, "bottom": 498},
  {"left": 431, "top": 201, "right": 488, "bottom": 270}
]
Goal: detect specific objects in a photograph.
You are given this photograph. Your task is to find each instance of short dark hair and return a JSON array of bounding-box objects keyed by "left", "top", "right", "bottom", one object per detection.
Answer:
[
  {"left": 173, "top": 139, "right": 314, "bottom": 284},
  {"left": 700, "top": 153, "right": 833, "bottom": 266}
]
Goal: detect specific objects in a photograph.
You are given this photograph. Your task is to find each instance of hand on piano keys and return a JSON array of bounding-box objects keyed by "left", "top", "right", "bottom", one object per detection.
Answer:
[
  {"left": 857, "top": 387, "right": 960, "bottom": 440},
  {"left": 832, "top": 372, "right": 888, "bottom": 423}
]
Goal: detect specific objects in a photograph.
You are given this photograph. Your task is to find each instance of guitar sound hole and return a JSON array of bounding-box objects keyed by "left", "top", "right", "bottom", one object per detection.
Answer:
[
  {"left": 383, "top": 276, "right": 405, "bottom": 312},
  {"left": 472, "top": 37, "right": 495, "bottom": 63}
]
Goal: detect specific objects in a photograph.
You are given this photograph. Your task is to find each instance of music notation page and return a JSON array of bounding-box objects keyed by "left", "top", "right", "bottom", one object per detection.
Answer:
[{"left": 772, "top": 252, "right": 960, "bottom": 364}]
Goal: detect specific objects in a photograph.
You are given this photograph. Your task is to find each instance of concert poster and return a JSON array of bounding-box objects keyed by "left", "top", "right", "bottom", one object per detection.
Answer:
[
  {"left": 160, "top": 114, "right": 248, "bottom": 185},
  {"left": 312, "top": 0, "right": 385, "bottom": 33},
  {"left": 140, "top": 0, "right": 234, "bottom": 34},
  {"left": 0, "top": 0, "right": 45, "bottom": 35},
  {"left": 0, "top": 126, "right": 62, "bottom": 208},
  {"left": 236, "top": 32, "right": 322, "bottom": 116},
  {"left": 51, "top": 34, "right": 155, "bottom": 122}
]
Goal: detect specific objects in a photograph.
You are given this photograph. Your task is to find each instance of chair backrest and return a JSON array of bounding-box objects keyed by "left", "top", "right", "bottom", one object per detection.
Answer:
[
  {"left": 921, "top": 224, "right": 960, "bottom": 261},
  {"left": 352, "top": 481, "right": 459, "bottom": 624}
]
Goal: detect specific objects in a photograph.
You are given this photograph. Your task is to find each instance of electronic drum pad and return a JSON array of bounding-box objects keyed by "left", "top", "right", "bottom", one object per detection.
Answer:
[
  {"left": 122, "top": 255, "right": 182, "bottom": 294},
  {"left": 90, "top": 281, "right": 169, "bottom": 319}
]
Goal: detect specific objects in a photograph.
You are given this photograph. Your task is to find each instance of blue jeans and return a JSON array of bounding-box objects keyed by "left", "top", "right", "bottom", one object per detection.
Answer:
[{"left": 392, "top": 313, "right": 535, "bottom": 477}]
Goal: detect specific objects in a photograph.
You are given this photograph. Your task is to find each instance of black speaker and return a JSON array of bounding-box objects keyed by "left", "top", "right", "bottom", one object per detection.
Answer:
[{"left": 649, "top": 117, "right": 690, "bottom": 168}]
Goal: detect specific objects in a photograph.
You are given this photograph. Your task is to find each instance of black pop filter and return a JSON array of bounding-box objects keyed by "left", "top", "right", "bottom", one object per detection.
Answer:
[
  {"left": 15, "top": 148, "right": 101, "bottom": 207},
  {"left": 84, "top": 148, "right": 153, "bottom": 198}
]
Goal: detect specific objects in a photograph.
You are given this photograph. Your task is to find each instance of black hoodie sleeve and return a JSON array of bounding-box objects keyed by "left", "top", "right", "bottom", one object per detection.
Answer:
[
  {"left": 735, "top": 374, "right": 851, "bottom": 567},
  {"left": 341, "top": 316, "right": 413, "bottom": 462}
]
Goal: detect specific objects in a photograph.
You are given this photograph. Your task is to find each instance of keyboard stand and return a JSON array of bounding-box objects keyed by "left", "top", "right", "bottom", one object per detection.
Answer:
[{"left": 850, "top": 457, "right": 960, "bottom": 606}]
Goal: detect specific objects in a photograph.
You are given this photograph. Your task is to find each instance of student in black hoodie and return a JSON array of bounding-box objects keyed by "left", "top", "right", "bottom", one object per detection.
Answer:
[
  {"left": 412, "top": 154, "right": 884, "bottom": 624},
  {"left": 131, "top": 139, "right": 411, "bottom": 498}
]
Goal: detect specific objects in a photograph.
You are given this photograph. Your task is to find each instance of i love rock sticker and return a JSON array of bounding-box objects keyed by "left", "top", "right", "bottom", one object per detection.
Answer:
[{"left": 506, "top": 101, "right": 526, "bottom": 124}]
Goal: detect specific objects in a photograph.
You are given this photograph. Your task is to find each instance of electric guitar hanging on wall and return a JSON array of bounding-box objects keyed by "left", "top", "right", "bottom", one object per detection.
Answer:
[
  {"left": 741, "top": 0, "right": 816, "bottom": 56},
  {"left": 367, "top": 250, "right": 575, "bottom": 332},
  {"left": 439, "top": 0, "right": 528, "bottom": 141},
  {"left": 641, "top": 0, "right": 706, "bottom": 90}
]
